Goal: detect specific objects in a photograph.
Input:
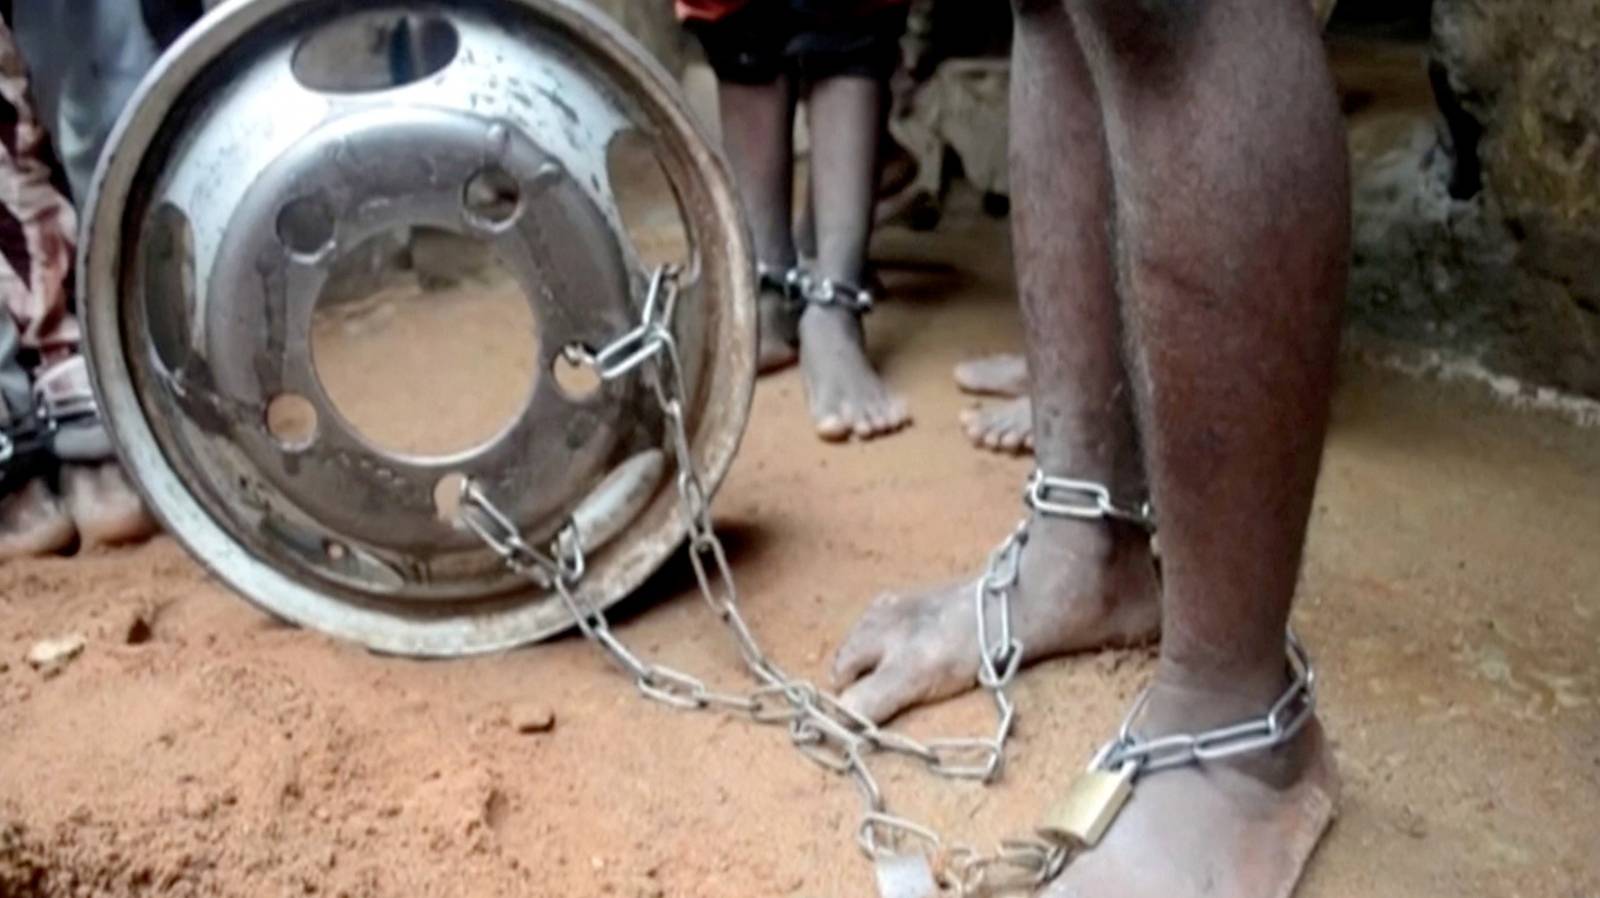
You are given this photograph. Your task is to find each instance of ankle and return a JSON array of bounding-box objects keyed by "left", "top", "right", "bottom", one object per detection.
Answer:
[
  {"left": 799, "top": 304, "right": 863, "bottom": 335},
  {"left": 1016, "top": 516, "right": 1159, "bottom": 642},
  {"left": 1144, "top": 654, "right": 1294, "bottom": 734},
  {"left": 1030, "top": 452, "right": 1148, "bottom": 520},
  {"left": 1028, "top": 513, "right": 1149, "bottom": 565},
  {"left": 1132, "top": 668, "right": 1323, "bottom": 792}
]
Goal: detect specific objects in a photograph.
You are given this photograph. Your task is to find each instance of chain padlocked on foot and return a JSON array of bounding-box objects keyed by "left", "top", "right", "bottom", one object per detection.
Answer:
[{"left": 1037, "top": 631, "right": 1317, "bottom": 854}]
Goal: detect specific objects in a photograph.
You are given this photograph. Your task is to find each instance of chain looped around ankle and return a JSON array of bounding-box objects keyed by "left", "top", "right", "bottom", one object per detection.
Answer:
[
  {"left": 1025, "top": 470, "right": 1155, "bottom": 532},
  {"left": 758, "top": 262, "right": 874, "bottom": 313},
  {"left": 1093, "top": 631, "right": 1316, "bottom": 777}
]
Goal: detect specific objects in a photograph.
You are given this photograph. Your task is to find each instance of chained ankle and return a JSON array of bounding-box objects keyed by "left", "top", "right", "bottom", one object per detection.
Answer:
[
  {"left": 1036, "top": 631, "right": 1316, "bottom": 853},
  {"left": 1025, "top": 470, "right": 1155, "bottom": 533},
  {"left": 759, "top": 262, "right": 875, "bottom": 315}
]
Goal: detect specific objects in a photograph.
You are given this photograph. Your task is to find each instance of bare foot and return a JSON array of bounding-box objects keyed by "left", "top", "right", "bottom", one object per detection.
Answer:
[
  {"left": 799, "top": 307, "right": 910, "bottom": 442},
  {"left": 960, "top": 397, "right": 1034, "bottom": 454},
  {"left": 1042, "top": 680, "right": 1338, "bottom": 898},
  {"left": 954, "top": 353, "right": 1028, "bottom": 397},
  {"left": 757, "top": 290, "right": 799, "bottom": 374},
  {"left": 62, "top": 462, "right": 157, "bottom": 549},
  {"left": 831, "top": 515, "right": 1159, "bottom": 722},
  {"left": 0, "top": 478, "right": 76, "bottom": 560}
]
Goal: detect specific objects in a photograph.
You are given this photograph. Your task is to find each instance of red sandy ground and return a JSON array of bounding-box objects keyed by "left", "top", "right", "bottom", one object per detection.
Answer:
[{"left": 3, "top": 208, "right": 1599, "bottom": 897}]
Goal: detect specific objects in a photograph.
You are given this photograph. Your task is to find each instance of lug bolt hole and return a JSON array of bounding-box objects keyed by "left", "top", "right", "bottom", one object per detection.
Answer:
[
  {"left": 266, "top": 393, "right": 318, "bottom": 451},
  {"left": 277, "top": 194, "right": 336, "bottom": 260},
  {"left": 553, "top": 346, "right": 602, "bottom": 403},
  {"left": 434, "top": 473, "right": 468, "bottom": 525},
  {"left": 463, "top": 166, "right": 522, "bottom": 229}
]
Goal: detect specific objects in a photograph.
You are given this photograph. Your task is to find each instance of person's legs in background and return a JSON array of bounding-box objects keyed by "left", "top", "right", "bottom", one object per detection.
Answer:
[
  {"left": 11, "top": 0, "right": 163, "bottom": 201},
  {"left": 792, "top": 8, "right": 913, "bottom": 440},
  {"left": 685, "top": 3, "right": 805, "bottom": 373},
  {"left": 0, "top": 318, "right": 74, "bottom": 559},
  {"left": 685, "top": 2, "right": 911, "bottom": 440},
  {"left": 717, "top": 74, "right": 805, "bottom": 373},
  {"left": 0, "top": 11, "right": 155, "bottom": 559},
  {"left": 799, "top": 71, "right": 909, "bottom": 440}
]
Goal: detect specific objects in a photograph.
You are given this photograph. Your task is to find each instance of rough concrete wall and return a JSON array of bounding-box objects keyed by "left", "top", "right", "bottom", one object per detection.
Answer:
[{"left": 1349, "top": 1, "right": 1600, "bottom": 397}]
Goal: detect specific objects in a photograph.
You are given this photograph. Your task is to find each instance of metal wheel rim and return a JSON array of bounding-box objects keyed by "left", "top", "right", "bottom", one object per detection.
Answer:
[{"left": 81, "top": 0, "right": 756, "bottom": 657}]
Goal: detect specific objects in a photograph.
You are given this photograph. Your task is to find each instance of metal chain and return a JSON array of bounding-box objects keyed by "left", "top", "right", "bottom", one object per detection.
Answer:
[
  {"left": 459, "top": 265, "right": 1313, "bottom": 897},
  {"left": 758, "top": 262, "right": 874, "bottom": 314},
  {"left": 6, "top": 356, "right": 102, "bottom": 469},
  {"left": 0, "top": 408, "right": 92, "bottom": 469},
  {"left": 1094, "top": 630, "right": 1316, "bottom": 776},
  {"left": 461, "top": 265, "right": 1059, "bottom": 895},
  {"left": 1026, "top": 471, "right": 1154, "bottom": 532}
]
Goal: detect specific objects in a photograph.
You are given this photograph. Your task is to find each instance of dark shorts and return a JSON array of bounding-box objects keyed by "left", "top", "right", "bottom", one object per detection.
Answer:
[{"left": 687, "top": 3, "right": 909, "bottom": 86}]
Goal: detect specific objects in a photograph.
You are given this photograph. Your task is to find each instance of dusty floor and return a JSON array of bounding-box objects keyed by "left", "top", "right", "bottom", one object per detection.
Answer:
[
  {"left": 4, "top": 202, "right": 1600, "bottom": 896},
  {"left": 4, "top": 36, "right": 1600, "bottom": 898}
]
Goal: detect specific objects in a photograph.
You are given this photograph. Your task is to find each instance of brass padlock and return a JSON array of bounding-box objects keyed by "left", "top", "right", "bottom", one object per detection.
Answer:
[{"left": 1038, "top": 763, "right": 1136, "bottom": 849}]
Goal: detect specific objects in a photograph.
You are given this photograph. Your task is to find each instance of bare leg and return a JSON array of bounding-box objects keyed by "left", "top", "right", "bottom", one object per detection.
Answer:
[
  {"left": 1044, "top": 0, "right": 1348, "bottom": 893},
  {"left": 716, "top": 79, "right": 801, "bottom": 373},
  {"left": 832, "top": 4, "right": 1156, "bottom": 721},
  {"left": 800, "top": 76, "right": 910, "bottom": 441},
  {"left": 0, "top": 20, "right": 156, "bottom": 559},
  {"left": 795, "top": 179, "right": 817, "bottom": 263}
]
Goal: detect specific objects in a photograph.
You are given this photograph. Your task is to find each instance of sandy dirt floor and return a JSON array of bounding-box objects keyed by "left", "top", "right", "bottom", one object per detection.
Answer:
[
  {"left": 4, "top": 37, "right": 1600, "bottom": 898},
  {"left": 4, "top": 204, "right": 1599, "bottom": 897}
]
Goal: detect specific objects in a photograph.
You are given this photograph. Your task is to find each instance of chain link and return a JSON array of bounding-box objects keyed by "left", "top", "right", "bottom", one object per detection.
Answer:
[{"left": 1026, "top": 470, "right": 1154, "bottom": 532}]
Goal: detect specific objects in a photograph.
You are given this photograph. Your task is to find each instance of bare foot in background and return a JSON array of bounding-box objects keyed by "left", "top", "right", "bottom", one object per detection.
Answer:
[
  {"left": 955, "top": 353, "right": 1035, "bottom": 453},
  {"left": 953, "top": 352, "right": 1028, "bottom": 397},
  {"left": 0, "top": 479, "right": 75, "bottom": 559},
  {"left": 62, "top": 462, "right": 156, "bottom": 550},
  {"left": 800, "top": 307, "right": 910, "bottom": 442},
  {"left": 960, "top": 396, "right": 1034, "bottom": 454},
  {"left": 757, "top": 289, "right": 800, "bottom": 374}
]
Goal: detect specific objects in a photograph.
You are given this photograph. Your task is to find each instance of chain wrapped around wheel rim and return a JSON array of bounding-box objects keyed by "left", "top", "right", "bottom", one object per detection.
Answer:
[{"left": 79, "top": 0, "right": 756, "bottom": 657}]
